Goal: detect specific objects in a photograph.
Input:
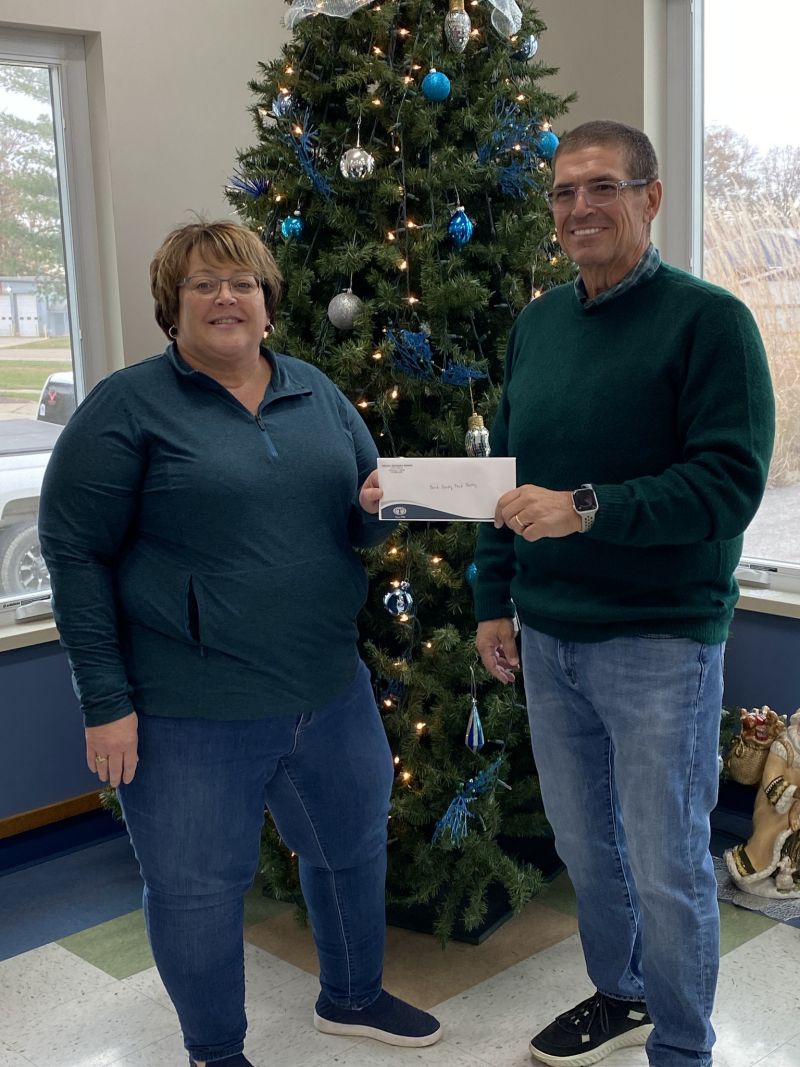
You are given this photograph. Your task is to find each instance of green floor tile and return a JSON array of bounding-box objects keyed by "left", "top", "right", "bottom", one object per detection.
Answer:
[
  {"left": 538, "top": 870, "right": 578, "bottom": 917},
  {"left": 244, "top": 878, "right": 293, "bottom": 926},
  {"left": 59, "top": 909, "right": 153, "bottom": 979},
  {"left": 58, "top": 878, "right": 292, "bottom": 980},
  {"left": 718, "top": 899, "right": 777, "bottom": 956}
]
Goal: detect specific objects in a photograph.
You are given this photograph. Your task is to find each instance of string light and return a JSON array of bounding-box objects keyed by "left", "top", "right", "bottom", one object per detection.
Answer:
[
  {"left": 387, "top": 230, "right": 396, "bottom": 241},
  {"left": 411, "top": 63, "right": 421, "bottom": 71},
  {"left": 516, "top": 94, "right": 526, "bottom": 102},
  {"left": 406, "top": 295, "right": 419, "bottom": 305},
  {"left": 397, "top": 259, "right": 408, "bottom": 270},
  {"left": 383, "top": 698, "right": 393, "bottom": 708},
  {"left": 398, "top": 27, "right": 410, "bottom": 37},
  {"left": 425, "top": 641, "right": 433, "bottom": 649},
  {"left": 394, "top": 755, "right": 400, "bottom": 765},
  {"left": 542, "top": 120, "right": 552, "bottom": 130},
  {"left": 401, "top": 770, "right": 412, "bottom": 781},
  {"left": 292, "top": 124, "right": 303, "bottom": 135},
  {"left": 550, "top": 255, "right": 559, "bottom": 266},
  {"left": 285, "top": 65, "right": 294, "bottom": 74},
  {"left": 372, "top": 350, "right": 383, "bottom": 360},
  {"left": 470, "top": 28, "right": 480, "bottom": 37},
  {"left": 415, "top": 722, "right": 427, "bottom": 732},
  {"left": 388, "top": 546, "right": 399, "bottom": 556},
  {"left": 372, "top": 97, "right": 383, "bottom": 107},
  {"left": 399, "top": 612, "right": 410, "bottom": 622},
  {"left": 431, "top": 555, "right": 442, "bottom": 564},
  {"left": 390, "top": 387, "right": 399, "bottom": 400},
  {"left": 357, "top": 399, "right": 369, "bottom": 409},
  {"left": 406, "top": 219, "right": 418, "bottom": 229},
  {"left": 391, "top": 579, "right": 401, "bottom": 588},
  {"left": 373, "top": 46, "right": 384, "bottom": 56},
  {"left": 403, "top": 76, "right": 414, "bottom": 86},
  {"left": 274, "top": 193, "right": 284, "bottom": 202},
  {"left": 533, "top": 288, "right": 543, "bottom": 299}
]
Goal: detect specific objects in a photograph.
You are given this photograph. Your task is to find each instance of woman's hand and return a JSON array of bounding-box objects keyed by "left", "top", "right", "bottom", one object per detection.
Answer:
[
  {"left": 358, "top": 469, "right": 383, "bottom": 514},
  {"left": 86, "top": 711, "right": 139, "bottom": 788}
]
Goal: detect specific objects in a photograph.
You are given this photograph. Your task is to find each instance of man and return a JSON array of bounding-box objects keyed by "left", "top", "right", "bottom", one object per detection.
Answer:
[{"left": 473, "top": 120, "right": 774, "bottom": 1067}]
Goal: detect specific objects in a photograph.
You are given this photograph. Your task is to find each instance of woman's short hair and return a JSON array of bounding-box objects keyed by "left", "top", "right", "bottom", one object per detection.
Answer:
[
  {"left": 553, "top": 120, "right": 659, "bottom": 182},
  {"left": 150, "top": 220, "right": 283, "bottom": 338}
]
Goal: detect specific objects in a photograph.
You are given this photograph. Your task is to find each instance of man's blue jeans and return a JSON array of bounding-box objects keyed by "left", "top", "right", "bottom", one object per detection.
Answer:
[
  {"left": 118, "top": 661, "right": 394, "bottom": 1064},
  {"left": 521, "top": 626, "right": 723, "bottom": 1067}
]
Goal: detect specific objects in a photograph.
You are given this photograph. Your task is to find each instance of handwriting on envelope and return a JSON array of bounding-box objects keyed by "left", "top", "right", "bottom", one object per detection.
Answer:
[{"left": 377, "top": 457, "right": 517, "bottom": 522}]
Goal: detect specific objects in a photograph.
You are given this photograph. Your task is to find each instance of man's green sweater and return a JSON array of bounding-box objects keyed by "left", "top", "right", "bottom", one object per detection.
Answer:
[{"left": 473, "top": 262, "right": 775, "bottom": 644}]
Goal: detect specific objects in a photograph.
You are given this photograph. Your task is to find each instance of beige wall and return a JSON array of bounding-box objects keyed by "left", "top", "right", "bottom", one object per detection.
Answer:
[{"left": 0, "top": 0, "right": 668, "bottom": 373}]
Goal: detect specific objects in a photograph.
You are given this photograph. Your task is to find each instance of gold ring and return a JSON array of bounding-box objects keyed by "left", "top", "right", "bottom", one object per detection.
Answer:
[
  {"left": 514, "top": 514, "right": 526, "bottom": 528},
  {"left": 95, "top": 755, "right": 109, "bottom": 763}
]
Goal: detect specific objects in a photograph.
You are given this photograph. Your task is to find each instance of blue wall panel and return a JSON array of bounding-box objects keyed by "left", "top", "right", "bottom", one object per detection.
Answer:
[
  {"left": 0, "top": 641, "right": 95, "bottom": 820},
  {"left": 723, "top": 610, "right": 800, "bottom": 716}
]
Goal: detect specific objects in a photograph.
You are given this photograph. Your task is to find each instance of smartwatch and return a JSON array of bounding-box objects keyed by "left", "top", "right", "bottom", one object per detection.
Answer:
[{"left": 572, "top": 483, "right": 598, "bottom": 533}]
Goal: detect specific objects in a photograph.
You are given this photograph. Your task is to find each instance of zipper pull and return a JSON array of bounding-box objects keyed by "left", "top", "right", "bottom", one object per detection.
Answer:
[{"left": 255, "top": 413, "right": 266, "bottom": 431}]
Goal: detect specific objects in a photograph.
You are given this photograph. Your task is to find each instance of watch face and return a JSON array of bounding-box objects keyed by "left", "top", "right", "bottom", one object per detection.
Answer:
[{"left": 573, "top": 488, "right": 597, "bottom": 513}]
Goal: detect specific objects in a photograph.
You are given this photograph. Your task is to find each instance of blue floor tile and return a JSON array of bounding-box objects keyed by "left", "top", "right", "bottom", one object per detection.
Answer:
[{"left": 0, "top": 835, "right": 143, "bottom": 961}]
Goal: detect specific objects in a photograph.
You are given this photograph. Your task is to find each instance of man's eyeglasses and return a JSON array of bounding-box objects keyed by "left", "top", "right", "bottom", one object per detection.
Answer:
[
  {"left": 179, "top": 275, "right": 262, "bottom": 297},
  {"left": 544, "top": 179, "right": 654, "bottom": 211}
]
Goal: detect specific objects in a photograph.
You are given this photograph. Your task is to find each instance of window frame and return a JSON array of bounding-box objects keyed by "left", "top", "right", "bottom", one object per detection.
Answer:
[
  {"left": 0, "top": 28, "right": 106, "bottom": 618},
  {"left": 666, "top": 0, "right": 800, "bottom": 600}
]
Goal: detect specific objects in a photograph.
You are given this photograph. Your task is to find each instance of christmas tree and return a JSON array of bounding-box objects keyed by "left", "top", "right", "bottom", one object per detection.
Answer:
[{"left": 228, "top": 0, "right": 575, "bottom": 942}]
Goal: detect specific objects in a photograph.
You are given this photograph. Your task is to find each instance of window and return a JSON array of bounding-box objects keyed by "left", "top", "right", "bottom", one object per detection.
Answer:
[
  {"left": 668, "top": 0, "right": 800, "bottom": 595},
  {"left": 0, "top": 29, "right": 105, "bottom": 620}
]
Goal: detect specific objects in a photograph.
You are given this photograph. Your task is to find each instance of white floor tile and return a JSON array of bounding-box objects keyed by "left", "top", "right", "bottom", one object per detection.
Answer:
[
  {"left": 105, "top": 1032, "right": 187, "bottom": 1067},
  {"left": 0, "top": 1048, "right": 37, "bottom": 1067},
  {"left": 0, "top": 944, "right": 111, "bottom": 1033},
  {"left": 325, "top": 1040, "right": 494, "bottom": 1066},
  {"left": 4, "top": 985, "right": 179, "bottom": 1067},
  {"left": 753, "top": 1032, "right": 800, "bottom": 1067},
  {"left": 712, "top": 924, "right": 800, "bottom": 1067}
]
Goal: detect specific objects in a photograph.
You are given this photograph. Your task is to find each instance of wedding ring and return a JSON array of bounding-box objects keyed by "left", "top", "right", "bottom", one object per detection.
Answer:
[
  {"left": 95, "top": 755, "right": 109, "bottom": 763},
  {"left": 514, "top": 514, "right": 526, "bottom": 529}
]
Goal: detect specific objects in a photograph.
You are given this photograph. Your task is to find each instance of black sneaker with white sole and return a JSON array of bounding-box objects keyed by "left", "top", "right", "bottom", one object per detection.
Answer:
[
  {"left": 314, "top": 990, "right": 441, "bottom": 1047},
  {"left": 529, "top": 990, "right": 653, "bottom": 1066}
]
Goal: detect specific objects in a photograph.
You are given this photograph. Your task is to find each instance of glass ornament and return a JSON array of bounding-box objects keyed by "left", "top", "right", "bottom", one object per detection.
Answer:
[
  {"left": 511, "top": 34, "right": 539, "bottom": 61},
  {"left": 465, "top": 413, "right": 491, "bottom": 457},
  {"left": 327, "top": 289, "right": 363, "bottom": 330},
  {"left": 339, "top": 145, "right": 376, "bottom": 180},
  {"left": 421, "top": 69, "right": 451, "bottom": 102},
  {"left": 383, "top": 581, "right": 415, "bottom": 616},
  {"left": 448, "top": 206, "right": 474, "bottom": 247},
  {"left": 444, "top": 0, "right": 471, "bottom": 54},
  {"left": 280, "top": 211, "right": 305, "bottom": 240},
  {"left": 536, "top": 130, "right": 560, "bottom": 160}
]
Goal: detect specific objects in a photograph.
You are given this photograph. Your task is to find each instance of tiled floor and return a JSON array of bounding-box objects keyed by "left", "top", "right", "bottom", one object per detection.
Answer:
[{"left": 2, "top": 852, "right": 800, "bottom": 1066}]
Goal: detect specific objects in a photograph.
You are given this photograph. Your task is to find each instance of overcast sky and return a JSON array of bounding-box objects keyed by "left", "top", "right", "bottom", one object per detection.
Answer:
[{"left": 705, "top": 0, "right": 798, "bottom": 152}]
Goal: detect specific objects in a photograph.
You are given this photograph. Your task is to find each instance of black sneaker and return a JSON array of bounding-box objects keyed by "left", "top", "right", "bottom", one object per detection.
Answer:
[
  {"left": 314, "top": 989, "right": 442, "bottom": 1047},
  {"left": 529, "top": 991, "right": 652, "bottom": 1065}
]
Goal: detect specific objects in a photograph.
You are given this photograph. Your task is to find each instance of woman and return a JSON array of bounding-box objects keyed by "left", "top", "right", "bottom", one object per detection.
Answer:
[{"left": 38, "top": 220, "right": 441, "bottom": 1067}]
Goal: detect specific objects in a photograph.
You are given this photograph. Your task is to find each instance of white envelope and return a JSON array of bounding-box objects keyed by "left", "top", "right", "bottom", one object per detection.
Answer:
[{"left": 378, "top": 457, "right": 517, "bottom": 522}]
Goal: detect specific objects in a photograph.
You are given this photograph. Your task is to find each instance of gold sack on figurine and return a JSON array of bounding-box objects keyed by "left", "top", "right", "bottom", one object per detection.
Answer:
[{"left": 724, "top": 706, "right": 787, "bottom": 786}]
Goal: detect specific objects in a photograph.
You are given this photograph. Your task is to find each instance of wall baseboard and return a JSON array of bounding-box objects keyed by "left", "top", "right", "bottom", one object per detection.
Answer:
[{"left": 0, "top": 791, "right": 102, "bottom": 840}]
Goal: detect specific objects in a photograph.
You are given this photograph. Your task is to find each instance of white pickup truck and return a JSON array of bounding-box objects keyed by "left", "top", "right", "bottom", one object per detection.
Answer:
[{"left": 0, "top": 418, "right": 62, "bottom": 597}]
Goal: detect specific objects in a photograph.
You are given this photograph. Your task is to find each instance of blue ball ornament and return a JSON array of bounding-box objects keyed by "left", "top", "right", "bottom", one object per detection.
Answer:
[
  {"left": 536, "top": 130, "right": 559, "bottom": 160},
  {"left": 464, "top": 562, "right": 478, "bottom": 586},
  {"left": 511, "top": 34, "right": 539, "bottom": 61},
  {"left": 421, "top": 69, "right": 451, "bottom": 102},
  {"left": 280, "top": 212, "right": 305, "bottom": 241},
  {"left": 448, "top": 207, "right": 474, "bottom": 248},
  {"left": 383, "top": 581, "right": 415, "bottom": 617}
]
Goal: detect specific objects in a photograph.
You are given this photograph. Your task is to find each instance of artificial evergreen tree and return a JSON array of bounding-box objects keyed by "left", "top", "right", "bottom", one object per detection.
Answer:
[{"left": 228, "top": 0, "right": 575, "bottom": 942}]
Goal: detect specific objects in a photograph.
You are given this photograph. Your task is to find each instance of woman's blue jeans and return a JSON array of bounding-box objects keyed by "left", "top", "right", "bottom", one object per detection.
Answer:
[
  {"left": 117, "top": 661, "right": 394, "bottom": 1064},
  {"left": 521, "top": 626, "right": 723, "bottom": 1067}
]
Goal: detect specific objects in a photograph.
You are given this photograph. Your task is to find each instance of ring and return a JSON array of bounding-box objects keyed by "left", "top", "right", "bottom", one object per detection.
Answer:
[
  {"left": 514, "top": 514, "right": 527, "bottom": 529},
  {"left": 95, "top": 755, "right": 109, "bottom": 763}
]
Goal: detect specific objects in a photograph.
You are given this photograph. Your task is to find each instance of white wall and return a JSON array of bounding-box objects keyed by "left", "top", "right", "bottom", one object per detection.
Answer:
[{"left": 0, "top": 0, "right": 667, "bottom": 373}]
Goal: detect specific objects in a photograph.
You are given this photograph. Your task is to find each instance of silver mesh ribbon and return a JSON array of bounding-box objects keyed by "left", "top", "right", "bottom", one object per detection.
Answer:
[
  {"left": 284, "top": 0, "right": 522, "bottom": 36},
  {"left": 486, "top": 0, "right": 522, "bottom": 36},
  {"left": 285, "top": 0, "right": 374, "bottom": 30}
]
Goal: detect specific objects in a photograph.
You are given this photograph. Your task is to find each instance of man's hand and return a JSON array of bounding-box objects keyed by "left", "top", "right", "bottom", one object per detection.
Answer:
[
  {"left": 476, "top": 618, "right": 519, "bottom": 684},
  {"left": 86, "top": 711, "right": 139, "bottom": 788},
  {"left": 495, "top": 484, "right": 581, "bottom": 541},
  {"left": 358, "top": 469, "right": 383, "bottom": 514}
]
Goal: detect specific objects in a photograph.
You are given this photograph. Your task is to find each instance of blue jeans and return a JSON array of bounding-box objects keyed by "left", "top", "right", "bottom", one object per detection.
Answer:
[
  {"left": 118, "top": 661, "right": 394, "bottom": 1064},
  {"left": 521, "top": 626, "right": 723, "bottom": 1067}
]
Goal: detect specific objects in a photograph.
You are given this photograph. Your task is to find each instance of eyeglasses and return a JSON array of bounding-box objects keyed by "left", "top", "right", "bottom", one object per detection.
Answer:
[
  {"left": 544, "top": 179, "right": 654, "bottom": 211},
  {"left": 179, "top": 274, "right": 262, "bottom": 297}
]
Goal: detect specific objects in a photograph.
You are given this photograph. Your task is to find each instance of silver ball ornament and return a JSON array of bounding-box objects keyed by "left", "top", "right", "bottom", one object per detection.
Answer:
[
  {"left": 327, "top": 289, "right": 363, "bottom": 330},
  {"left": 339, "top": 146, "right": 376, "bottom": 180},
  {"left": 383, "top": 581, "right": 415, "bottom": 616},
  {"left": 512, "top": 34, "right": 539, "bottom": 61},
  {"left": 271, "top": 93, "right": 295, "bottom": 119}
]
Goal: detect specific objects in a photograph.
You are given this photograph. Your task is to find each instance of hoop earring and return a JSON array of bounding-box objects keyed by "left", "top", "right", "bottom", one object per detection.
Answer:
[
  {"left": 264, "top": 322, "right": 275, "bottom": 338},
  {"left": 168, "top": 325, "right": 178, "bottom": 340}
]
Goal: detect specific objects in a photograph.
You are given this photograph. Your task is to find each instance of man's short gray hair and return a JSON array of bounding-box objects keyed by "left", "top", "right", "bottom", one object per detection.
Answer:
[{"left": 553, "top": 120, "right": 659, "bottom": 181}]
